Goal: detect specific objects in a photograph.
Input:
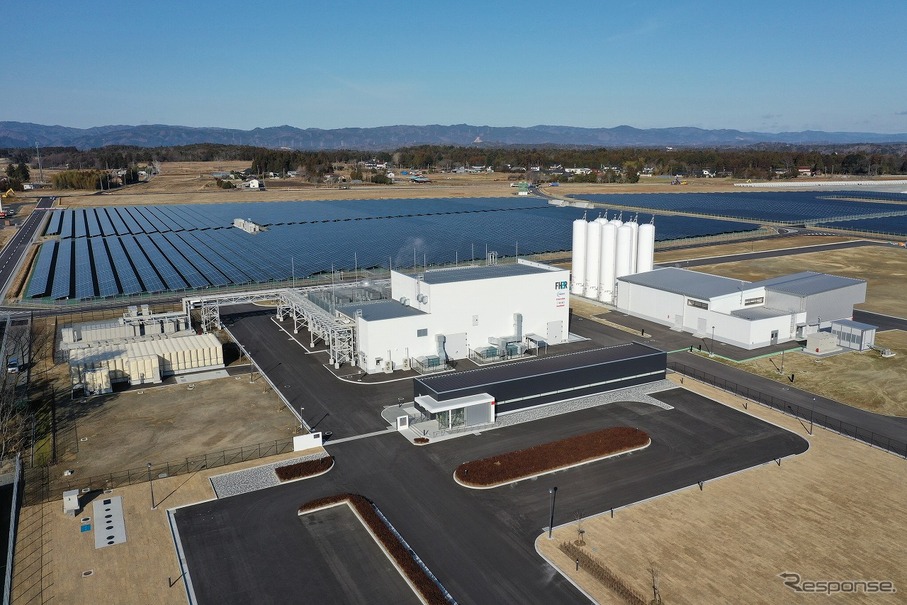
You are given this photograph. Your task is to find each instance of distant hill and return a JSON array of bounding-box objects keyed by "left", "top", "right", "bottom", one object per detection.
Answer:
[{"left": 2, "top": 121, "right": 906, "bottom": 150}]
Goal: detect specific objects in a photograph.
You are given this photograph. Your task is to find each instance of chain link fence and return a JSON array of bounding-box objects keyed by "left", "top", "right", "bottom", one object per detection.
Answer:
[
  {"left": 668, "top": 361, "right": 907, "bottom": 458},
  {"left": 22, "top": 437, "right": 295, "bottom": 506}
]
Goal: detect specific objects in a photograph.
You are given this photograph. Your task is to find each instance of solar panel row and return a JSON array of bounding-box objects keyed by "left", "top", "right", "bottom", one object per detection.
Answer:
[
  {"left": 106, "top": 237, "right": 143, "bottom": 295},
  {"left": 90, "top": 238, "right": 120, "bottom": 297},
  {"left": 45, "top": 212, "right": 63, "bottom": 236},
  {"left": 25, "top": 240, "right": 57, "bottom": 298},
  {"left": 50, "top": 240, "right": 73, "bottom": 300}
]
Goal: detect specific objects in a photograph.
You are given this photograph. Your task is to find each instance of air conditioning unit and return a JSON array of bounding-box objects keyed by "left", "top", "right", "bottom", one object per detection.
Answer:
[
  {"left": 383, "top": 360, "right": 394, "bottom": 373},
  {"left": 402, "top": 358, "right": 411, "bottom": 370}
]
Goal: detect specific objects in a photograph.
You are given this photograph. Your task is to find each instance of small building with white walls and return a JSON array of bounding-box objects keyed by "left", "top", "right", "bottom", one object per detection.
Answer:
[
  {"left": 615, "top": 268, "right": 866, "bottom": 350},
  {"left": 336, "top": 260, "right": 570, "bottom": 374}
]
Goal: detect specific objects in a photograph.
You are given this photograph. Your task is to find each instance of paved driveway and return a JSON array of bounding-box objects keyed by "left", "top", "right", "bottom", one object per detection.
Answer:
[{"left": 175, "top": 388, "right": 807, "bottom": 605}]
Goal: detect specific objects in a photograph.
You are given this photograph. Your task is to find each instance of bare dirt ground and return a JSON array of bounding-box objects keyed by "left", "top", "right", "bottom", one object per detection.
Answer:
[
  {"left": 690, "top": 244, "right": 907, "bottom": 317},
  {"left": 537, "top": 375, "right": 907, "bottom": 605},
  {"left": 53, "top": 374, "right": 300, "bottom": 480}
]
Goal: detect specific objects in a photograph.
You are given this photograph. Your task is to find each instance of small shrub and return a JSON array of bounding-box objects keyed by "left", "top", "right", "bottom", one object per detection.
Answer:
[
  {"left": 455, "top": 427, "right": 649, "bottom": 486},
  {"left": 274, "top": 456, "right": 333, "bottom": 482},
  {"left": 414, "top": 437, "right": 429, "bottom": 445}
]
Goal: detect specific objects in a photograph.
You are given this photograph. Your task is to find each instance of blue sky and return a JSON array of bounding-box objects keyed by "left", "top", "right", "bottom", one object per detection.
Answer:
[{"left": 7, "top": 0, "right": 907, "bottom": 133}]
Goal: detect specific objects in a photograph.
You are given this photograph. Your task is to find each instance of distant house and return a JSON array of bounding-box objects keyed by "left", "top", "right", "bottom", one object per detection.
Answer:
[
  {"left": 798, "top": 166, "right": 813, "bottom": 176},
  {"left": 243, "top": 179, "right": 264, "bottom": 190}
]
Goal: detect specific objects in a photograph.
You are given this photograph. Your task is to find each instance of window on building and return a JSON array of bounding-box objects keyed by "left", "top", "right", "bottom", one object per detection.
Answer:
[
  {"left": 417, "top": 328, "right": 428, "bottom": 337},
  {"left": 687, "top": 299, "right": 708, "bottom": 310},
  {"left": 744, "top": 297, "right": 764, "bottom": 306}
]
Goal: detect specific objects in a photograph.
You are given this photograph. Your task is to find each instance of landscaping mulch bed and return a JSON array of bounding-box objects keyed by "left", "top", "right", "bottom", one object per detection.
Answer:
[
  {"left": 455, "top": 427, "right": 649, "bottom": 487},
  {"left": 299, "top": 494, "right": 451, "bottom": 605},
  {"left": 274, "top": 456, "right": 333, "bottom": 482}
]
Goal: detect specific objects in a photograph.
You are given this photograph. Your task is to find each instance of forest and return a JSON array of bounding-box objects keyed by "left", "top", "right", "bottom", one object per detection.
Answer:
[{"left": 3, "top": 142, "right": 906, "bottom": 187}]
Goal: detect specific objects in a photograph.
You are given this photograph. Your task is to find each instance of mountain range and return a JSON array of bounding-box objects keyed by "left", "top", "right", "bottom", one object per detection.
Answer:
[{"left": 2, "top": 121, "right": 906, "bottom": 150}]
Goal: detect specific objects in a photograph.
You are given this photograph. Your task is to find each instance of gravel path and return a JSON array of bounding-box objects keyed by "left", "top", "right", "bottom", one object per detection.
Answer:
[{"left": 210, "top": 451, "right": 330, "bottom": 498}]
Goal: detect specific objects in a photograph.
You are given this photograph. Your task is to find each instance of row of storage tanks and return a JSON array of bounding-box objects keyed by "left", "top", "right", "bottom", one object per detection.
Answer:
[{"left": 571, "top": 214, "right": 655, "bottom": 302}]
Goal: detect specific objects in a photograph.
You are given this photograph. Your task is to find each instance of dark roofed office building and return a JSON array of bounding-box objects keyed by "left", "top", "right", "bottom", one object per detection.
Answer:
[{"left": 413, "top": 342, "right": 666, "bottom": 426}]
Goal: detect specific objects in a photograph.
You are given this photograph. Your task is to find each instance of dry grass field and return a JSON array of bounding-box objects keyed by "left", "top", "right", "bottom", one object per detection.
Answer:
[
  {"left": 721, "top": 330, "right": 907, "bottom": 417},
  {"left": 653, "top": 235, "right": 856, "bottom": 264},
  {"left": 690, "top": 244, "right": 907, "bottom": 317},
  {"left": 537, "top": 375, "right": 907, "bottom": 605}
]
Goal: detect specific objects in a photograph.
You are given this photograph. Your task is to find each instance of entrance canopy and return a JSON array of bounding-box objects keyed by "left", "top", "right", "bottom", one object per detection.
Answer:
[
  {"left": 414, "top": 392, "right": 494, "bottom": 414},
  {"left": 414, "top": 392, "right": 495, "bottom": 430}
]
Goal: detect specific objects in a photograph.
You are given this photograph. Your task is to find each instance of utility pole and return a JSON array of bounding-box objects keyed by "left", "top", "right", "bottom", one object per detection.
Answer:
[{"left": 35, "top": 141, "right": 44, "bottom": 183}]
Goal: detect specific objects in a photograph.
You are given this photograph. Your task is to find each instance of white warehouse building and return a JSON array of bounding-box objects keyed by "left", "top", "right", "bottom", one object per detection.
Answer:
[
  {"left": 615, "top": 268, "right": 866, "bottom": 349},
  {"left": 336, "top": 260, "right": 571, "bottom": 373}
]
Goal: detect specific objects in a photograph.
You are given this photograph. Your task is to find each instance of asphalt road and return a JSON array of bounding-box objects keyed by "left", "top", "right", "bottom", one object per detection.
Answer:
[
  {"left": 0, "top": 196, "right": 54, "bottom": 298},
  {"left": 175, "top": 387, "right": 807, "bottom": 605},
  {"left": 670, "top": 351, "right": 907, "bottom": 445},
  {"left": 223, "top": 306, "right": 412, "bottom": 439},
  {"left": 853, "top": 309, "right": 907, "bottom": 332},
  {"left": 656, "top": 239, "right": 886, "bottom": 268}
]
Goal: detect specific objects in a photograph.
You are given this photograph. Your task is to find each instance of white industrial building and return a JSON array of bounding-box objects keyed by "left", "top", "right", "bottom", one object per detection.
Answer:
[
  {"left": 614, "top": 268, "right": 866, "bottom": 349},
  {"left": 335, "top": 260, "right": 571, "bottom": 374},
  {"left": 571, "top": 214, "right": 655, "bottom": 303}
]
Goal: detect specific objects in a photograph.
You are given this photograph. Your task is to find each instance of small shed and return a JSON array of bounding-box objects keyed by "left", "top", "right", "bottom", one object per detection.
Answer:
[
  {"left": 830, "top": 319, "right": 876, "bottom": 351},
  {"left": 804, "top": 331, "right": 838, "bottom": 355}
]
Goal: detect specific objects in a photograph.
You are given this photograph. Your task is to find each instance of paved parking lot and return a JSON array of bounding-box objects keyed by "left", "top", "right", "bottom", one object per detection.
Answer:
[{"left": 175, "top": 387, "right": 807, "bottom": 605}]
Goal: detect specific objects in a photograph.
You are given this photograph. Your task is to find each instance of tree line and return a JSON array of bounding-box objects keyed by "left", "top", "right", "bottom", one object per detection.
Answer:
[{"left": 4, "top": 142, "right": 906, "bottom": 184}]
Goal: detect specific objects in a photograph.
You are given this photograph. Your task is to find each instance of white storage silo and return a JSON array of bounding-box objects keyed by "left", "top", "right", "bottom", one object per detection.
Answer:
[
  {"left": 599, "top": 221, "right": 618, "bottom": 302},
  {"left": 571, "top": 219, "right": 587, "bottom": 295},
  {"left": 627, "top": 219, "right": 639, "bottom": 274},
  {"left": 615, "top": 223, "right": 634, "bottom": 278},
  {"left": 584, "top": 220, "right": 603, "bottom": 299},
  {"left": 636, "top": 222, "right": 656, "bottom": 273}
]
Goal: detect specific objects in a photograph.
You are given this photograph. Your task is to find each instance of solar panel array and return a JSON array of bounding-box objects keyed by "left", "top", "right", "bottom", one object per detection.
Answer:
[
  {"left": 27, "top": 198, "right": 759, "bottom": 301},
  {"left": 576, "top": 191, "right": 907, "bottom": 223}
]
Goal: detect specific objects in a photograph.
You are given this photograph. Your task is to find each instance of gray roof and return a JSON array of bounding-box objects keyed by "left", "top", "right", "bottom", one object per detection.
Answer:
[
  {"left": 412, "top": 262, "right": 558, "bottom": 285},
  {"left": 831, "top": 318, "right": 876, "bottom": 331},
  {"left": 336, "top": 300, "right": 427, "bottom": 322},
  {"left": 730, "top": 306, "right": 792, "bottom": 320},
  {"left": 750, "top": 271, "right": 864, "bottom": 296},
  {"left": 415, "top": 343, "right": 663, "bottom": 395},
  {"left": 617, "top": 268, "right": 748, "bottom": 300}
]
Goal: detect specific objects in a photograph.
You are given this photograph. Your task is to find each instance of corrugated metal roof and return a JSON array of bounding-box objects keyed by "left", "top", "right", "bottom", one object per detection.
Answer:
[
  {"left": 336, "top": 300, "right": 427, "bottom": 321},
  {"left": 415, "top": 342, "right": 663, "bottom": 395},
  {"left": 412, "top": 262, "right": 560, "bottom": 285},
  {"left": 752, "top": 271, "right": 865, "bottom": 296},
  {"left": 617, "top": 268, "right": 748, "bottom": 300}
]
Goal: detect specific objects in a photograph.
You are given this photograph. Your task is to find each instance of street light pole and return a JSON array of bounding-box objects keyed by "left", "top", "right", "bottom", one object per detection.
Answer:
[
  {"left": 147, "top": 462, "right": 155, "bottom": 510},
  {"left": 548, "top": 486, "right": 558, "bottom": 539},
  {"left": 710, "top": 326, "right": 716, "bottom": 357}
]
